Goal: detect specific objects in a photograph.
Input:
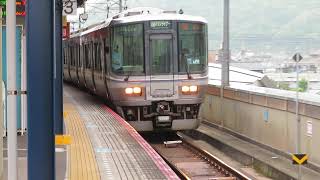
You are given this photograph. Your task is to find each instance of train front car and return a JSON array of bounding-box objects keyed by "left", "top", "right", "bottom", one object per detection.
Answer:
[{"left": 109, "top": 8, "right": 208, "bottom": 131}]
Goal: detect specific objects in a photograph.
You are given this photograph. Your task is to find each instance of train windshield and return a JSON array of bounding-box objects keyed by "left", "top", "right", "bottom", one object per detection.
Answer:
[
  {"left": 112, "top": 24, "right": 144, "bottom": 75},
  {"left": 178, "top": 23, "right": 207, "bottom": 73}
]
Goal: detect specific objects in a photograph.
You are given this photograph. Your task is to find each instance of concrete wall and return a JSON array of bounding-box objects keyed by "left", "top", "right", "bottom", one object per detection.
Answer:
[{"left": 201, "top": 85, "right": 320, "bottom": 168}]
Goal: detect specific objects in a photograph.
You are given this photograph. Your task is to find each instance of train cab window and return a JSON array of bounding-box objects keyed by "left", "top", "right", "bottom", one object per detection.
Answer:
[
  {"left": 178, "top": 23, "right": 208, "bottom": 73},
  {"left": 111, "top": 24, "right": 144, "bottom": 75}
]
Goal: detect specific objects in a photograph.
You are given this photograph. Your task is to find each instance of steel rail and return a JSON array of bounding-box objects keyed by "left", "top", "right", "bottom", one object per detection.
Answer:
[{"left": 179, "top": 134, "right": 251, "bottom": 180}]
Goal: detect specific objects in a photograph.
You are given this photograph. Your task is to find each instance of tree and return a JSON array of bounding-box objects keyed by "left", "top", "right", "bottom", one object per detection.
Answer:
[{"left": 298, "top": 78, "right": 308, "bottom": 92}]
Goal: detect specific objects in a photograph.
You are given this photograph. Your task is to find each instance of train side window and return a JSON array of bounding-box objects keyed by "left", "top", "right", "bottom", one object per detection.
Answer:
[
  {"left": 63, "top": 47, "right": 67, "bottom": 65},
  {"left": 73, "top": 46, "right": 76, "bottom": 67},
  {"left": 73, "top": 46, "right": 76, "bottom": 66},
  {"left": 94, "top": 42, "right": 100, "bottom": 72},
  {"left": 96, "top": 43, "right": 102, "bottom": 72},
  {"left": 84, "top": 45, "right": 87, "bottom": 68},
  {"left": 104, "top": 38, "right": 110, "bottom": 74},
  {"left": 85, "top": 44, "right": 90, "bottom": 69},
  {"left": 78, "top": 45, "right": 81, "bottom": 68},
  {"left": 70, "top": 46, "right": 73, "bottom": 66},
  {"left": 89, "top": 43, "right": 93, "bottom": 69},
  {"left": 75, "top": 46, "right": 77, "bottom": 66}
]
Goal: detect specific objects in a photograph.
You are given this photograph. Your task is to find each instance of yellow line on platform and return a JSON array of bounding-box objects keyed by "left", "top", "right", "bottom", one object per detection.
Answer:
[{"left": 63, "top": 103, "right": 100, "bottom": 180}]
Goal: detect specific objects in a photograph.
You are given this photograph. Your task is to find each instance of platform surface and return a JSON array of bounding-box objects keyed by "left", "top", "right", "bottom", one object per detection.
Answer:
[{"left": 63, "top": 84, "right": 178, "bottom": 180}]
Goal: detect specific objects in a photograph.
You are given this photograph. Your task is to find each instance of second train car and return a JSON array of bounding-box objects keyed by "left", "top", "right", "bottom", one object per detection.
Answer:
[{"left": 63, "top": 7, "right": 208, "bottom": 131}]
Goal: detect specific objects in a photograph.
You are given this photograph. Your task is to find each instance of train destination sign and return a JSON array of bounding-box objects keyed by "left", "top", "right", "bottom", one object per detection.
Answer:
[{"left": 150, "top": 21, "right": 171, "bottom": 29}]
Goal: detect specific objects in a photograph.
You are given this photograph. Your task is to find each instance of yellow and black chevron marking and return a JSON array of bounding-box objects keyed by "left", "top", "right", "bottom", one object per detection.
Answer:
[{"left": 292, "top": 154, "right": 308, "bottom": 165}]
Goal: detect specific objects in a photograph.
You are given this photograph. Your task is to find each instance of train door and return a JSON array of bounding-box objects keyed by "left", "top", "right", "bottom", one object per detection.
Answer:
[{"left": 148, "top": 34, "right": 175, "bottom": 100}]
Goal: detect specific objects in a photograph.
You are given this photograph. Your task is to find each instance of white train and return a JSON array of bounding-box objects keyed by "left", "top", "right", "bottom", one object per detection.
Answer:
[{"left": 63, "top": 7, "right": 208, "bottom": 131}]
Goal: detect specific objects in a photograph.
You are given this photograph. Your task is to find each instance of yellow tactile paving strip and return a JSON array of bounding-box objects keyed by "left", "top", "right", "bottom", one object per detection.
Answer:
[{"left": 64, "top": 102, "right": 101, "bottom": 180}]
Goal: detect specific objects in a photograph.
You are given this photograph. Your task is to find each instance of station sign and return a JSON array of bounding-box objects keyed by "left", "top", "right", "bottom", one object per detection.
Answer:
[
  {"left": 0, "top": 0, "right": 26, "bottom": 17},
  {"left": 63, "top": 0, "right": 77, "bottom": 16}
]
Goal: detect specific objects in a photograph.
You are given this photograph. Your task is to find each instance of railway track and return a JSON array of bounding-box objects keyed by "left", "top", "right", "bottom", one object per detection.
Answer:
[{"left": 145, "top": 132, "right": 251, "bottom": 180}]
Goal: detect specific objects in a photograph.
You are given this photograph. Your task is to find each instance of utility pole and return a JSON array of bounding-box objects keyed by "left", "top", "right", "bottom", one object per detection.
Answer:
[{"left": 7, "top": 0, "right": 18, "bottom": 179}]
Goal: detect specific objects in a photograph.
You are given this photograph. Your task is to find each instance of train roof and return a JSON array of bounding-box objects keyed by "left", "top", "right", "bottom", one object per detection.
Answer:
[
  {"left": 70, "top": 7, "right": 207, "bottom": 39},
  {"left": 112, "top": 7, "right": 207, "bottom": 24}
]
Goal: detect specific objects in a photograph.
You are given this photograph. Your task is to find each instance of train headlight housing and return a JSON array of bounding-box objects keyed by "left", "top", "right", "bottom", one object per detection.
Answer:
[
  {"left": 181, "top": 85, "right": 198, "bottom": 94},
  {"left": 125, "top": 87, "right": 142, "bottom": 95}
]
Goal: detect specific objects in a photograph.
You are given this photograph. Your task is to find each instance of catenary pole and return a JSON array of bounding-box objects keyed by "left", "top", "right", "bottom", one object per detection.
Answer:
[
  {"left": 6, "top": 0, "right": 18, "bottom": 179},
  {"left": 220, "top": 0, "right": 230, "bottom": 128},
  {"left": 222, "top": 0, "right": 230, "bottom": 87},
  {"left": 119, "top": 0, "right": 123, "bottom": 12}
]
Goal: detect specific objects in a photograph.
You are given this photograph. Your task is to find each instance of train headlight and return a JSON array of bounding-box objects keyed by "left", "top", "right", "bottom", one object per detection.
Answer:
[
  {"left": 181, "top": 86, "right": 190, "bottom": 93},
  {"left": 181, "top": 85, "right": 198, "bottom": 94},
  {"left": 125, "top": 88, "right": 134, "bottom": 95},
  {"left": 125, "top": 87, "right": 142, "bottom": 95},
  {"left": 190, "top": 85, "right": 198, "bottom": 92},
  {"left": 133, "top": 87, "right": 142, "bottom": 94}
]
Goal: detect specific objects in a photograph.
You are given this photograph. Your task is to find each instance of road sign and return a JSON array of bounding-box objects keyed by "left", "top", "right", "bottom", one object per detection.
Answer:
[
  {"left": 292, "top": 154, "right": 308, "bottom": 165},
  {"left": 293, "top": 53, "right": 303, "bottom": 62},
  {"left": 63, "top": 0, "right": 77, "bottom": 16}
]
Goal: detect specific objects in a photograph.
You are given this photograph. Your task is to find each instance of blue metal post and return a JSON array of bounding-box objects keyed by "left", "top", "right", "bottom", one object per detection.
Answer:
[
  {"left": 54, "top": 0, "right": 63, "bottom": 134},
  {"left": 27, "top": 0, "right": 55, "bottom": 179}
]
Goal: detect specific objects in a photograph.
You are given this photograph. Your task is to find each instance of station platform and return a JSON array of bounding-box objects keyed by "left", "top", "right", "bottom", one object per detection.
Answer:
[{"left": 62, "top": 84, "right": 178, "bottom": 180}]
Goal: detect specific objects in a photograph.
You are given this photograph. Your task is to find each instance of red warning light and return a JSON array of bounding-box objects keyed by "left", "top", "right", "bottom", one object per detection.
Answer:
[{"left": 180, "top": 23, "right": 189, "bottom": 31}]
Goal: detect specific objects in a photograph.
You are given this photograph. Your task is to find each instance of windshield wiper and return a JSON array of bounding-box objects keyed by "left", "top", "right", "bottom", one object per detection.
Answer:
[
  {"left": 185, "top": 60, "right": 193, "bottom": 80},
  {"left": 124, "top": 70, "right": 133, "bottom": 81}
]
